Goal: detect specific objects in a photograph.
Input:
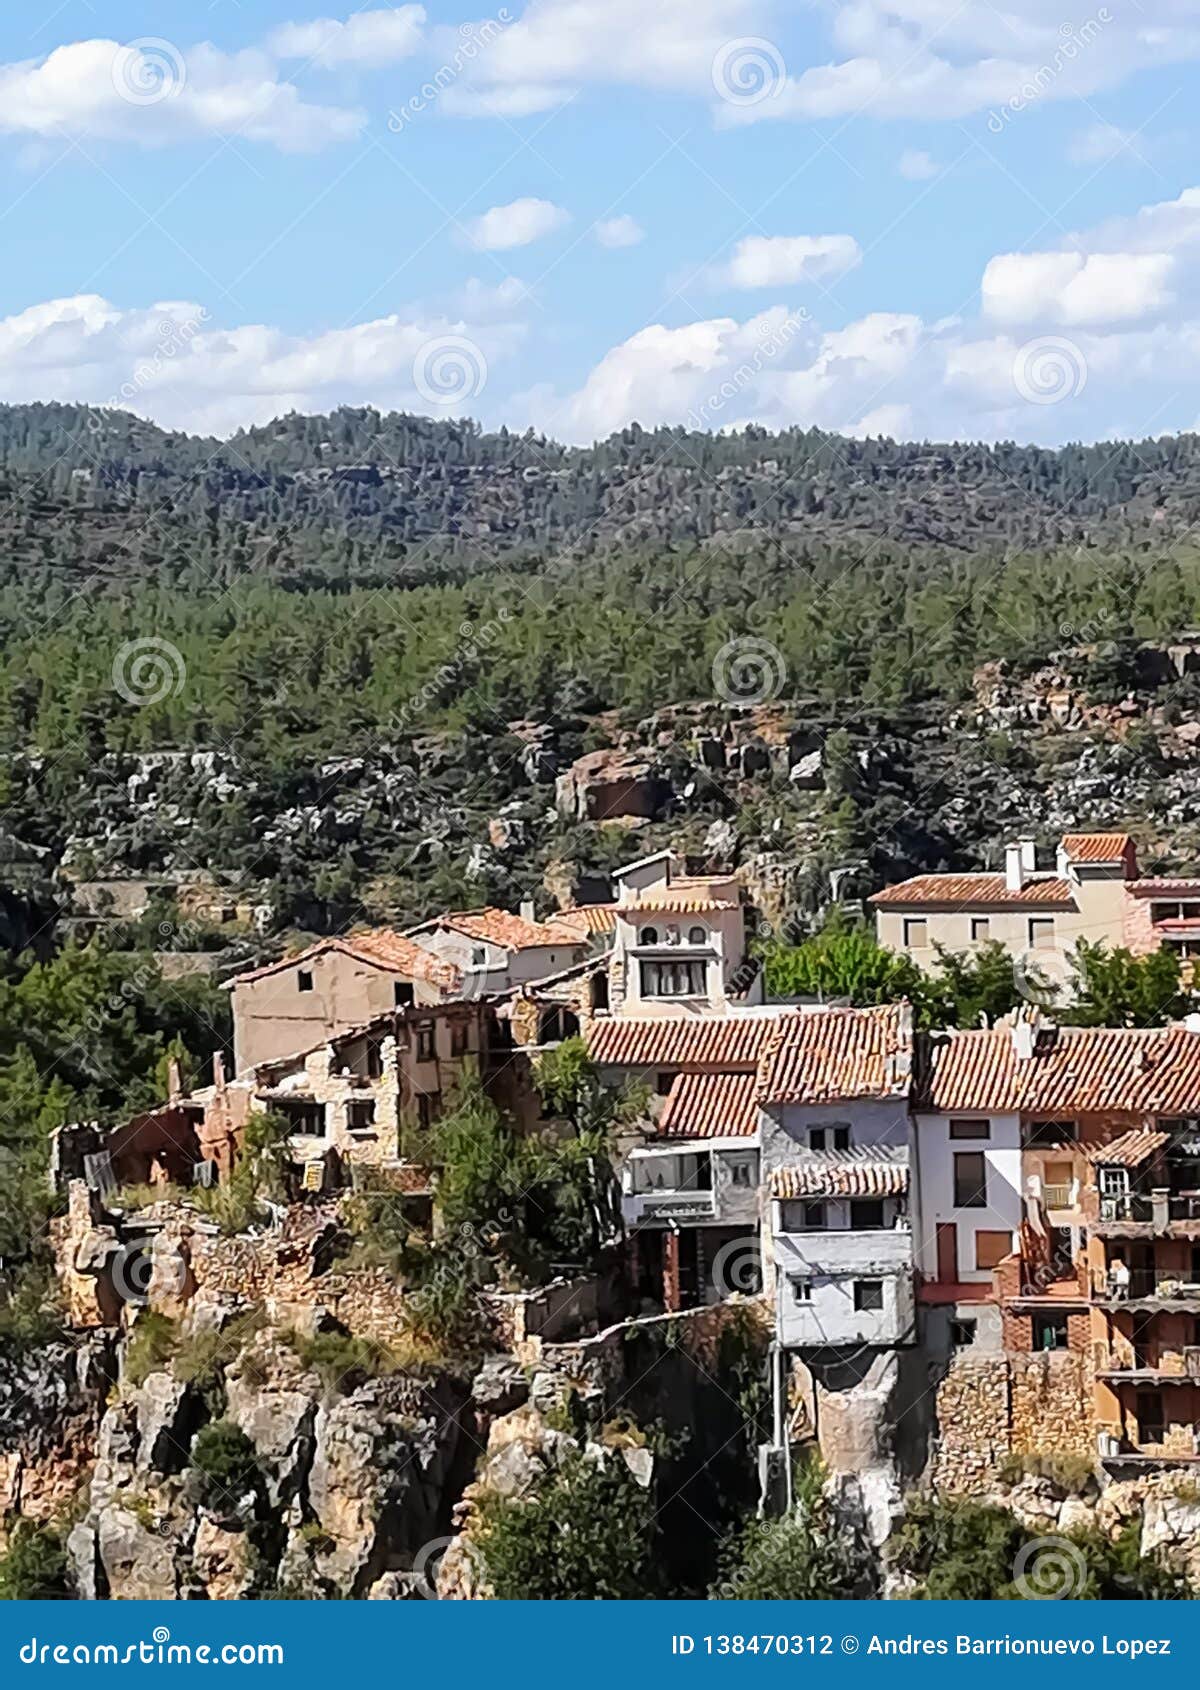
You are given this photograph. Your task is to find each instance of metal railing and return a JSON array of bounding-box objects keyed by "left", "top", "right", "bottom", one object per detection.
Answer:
[
  {"left": 1098, "top": 1194, "right": 1154, "bottom": 1223},
  {"left": 1041, "top": 1184, "right": 1073, "bottom": 1209},
  {"left": 1093, "top": 1268, "right": 1200, "bottom": 1301}
]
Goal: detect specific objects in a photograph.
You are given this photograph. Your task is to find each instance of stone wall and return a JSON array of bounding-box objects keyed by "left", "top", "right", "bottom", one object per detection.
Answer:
[{"left": 932, "top": 1349, "right": 1094, "bottom": 1494}]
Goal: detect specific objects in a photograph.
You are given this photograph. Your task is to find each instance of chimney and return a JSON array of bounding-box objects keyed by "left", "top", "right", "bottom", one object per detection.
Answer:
[
  {"left": 1011, "top": 1019, "right": 1035, "bottom": 1061},
  {"left": 1019, "top": 837, "right": 1037, "bottom": 873},
  {"left": 1004, "top": 843, "right": 1025, "bottom": 892},
  {"left": 167, "top": 1057, "right": 183, "bottom": 1102},
  {"left": 213, "top": 1050, "right": 226, "bottom": 1095},
  {"left": 520, "top": 899, "right": 536, "bottom": 923}
]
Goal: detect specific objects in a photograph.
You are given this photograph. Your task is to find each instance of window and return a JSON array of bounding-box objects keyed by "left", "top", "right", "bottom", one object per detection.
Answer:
[
  {"left": 1033, "top": 1312, "right": 1068, "bottom": 1352},
  {"left": 850, "top": 1199, "right": 885, "bottom": 1230},
  {"left": 903, "top": 917, "right": 928, "bottom": 948},
  {"left": 1137, "top": 1390, "right": 1164, "bottom": 1445},
  {"left": 802, "top": 1201, "right": 827, "bottom": 1230},
  {"left": 854, "top": 1279, "right": 884, "bottom": 1312},
  {"left": 639, "top": 926, "right": 659, "bottom": 946},
  {"left": 970, "top": 917, "right": 990, "bottom": 943},
  {"left": 394, "top": 981, "right": 414, "bottom": 1008},
  {"left": 416, "top": 1022, "right": 436, "bottom": 1061},
  {"left": 687, "top": 925, "right": 707, "bottom": 945},
  {"left": 471, "top": 946, "right": 487, "bottom": 967},
  {"left": 1028, "top": 917, "right": 1055, "bottom": 949},
  {"left": 730, "top": 1161, "right": 752, "bottom": 1188},
  {"left": 655, "top": 1071, "right": 676, "bottom": 1097},
  {"left": 953, "top": 1151, "right": 987, "bottom": 1208},
  {"left": 810, "top": 1125, "right": 849, "bottom": 1150},
  {"left": 416, "top": 1092, "right": 441, "bottom": 1130},
  {"left": 1026, "top": 1118, "right": 1076, "bottom": 1147},
  {"left": 975, "top": 1229, "right": 1012, "bottom": 1270},
  {"left": 366, "top": 1036, "right": 386, "bottom": 1080},
  {"left": 297, "top": 969, "right": 314, "bottom": 993},
  {"left": 640, "top": 959, "right": 706, "bottom": 998},
  {"left": 832, "top": 1126, "right": 850, "bottom": 1151},
  {"left": 278, "top": 1099, "right": 325, "bottom": 1137},
  {"left": 789, "top": 1276, "right": 812, "bottom": 1303},
  {"left": 451, "top": 1020, "right": 470, "bottom": 1057},
  {"left": 809, "top": 1128, "right": 826, "bottom": 1151},
  {"left": 347, "top": 1100, "right": 376, "bottom": 1132},
  {"left": 949, "top": 1318, "right": 976, "bottom": 1347},
  {"left": 949, "top": 1117, "right": 989, "bottom": 1140}
]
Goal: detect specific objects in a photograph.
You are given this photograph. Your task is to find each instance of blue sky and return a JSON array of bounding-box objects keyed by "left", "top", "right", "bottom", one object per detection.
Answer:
[{"left": 2, "top": 0, "right": 1200, "bottom": 443}]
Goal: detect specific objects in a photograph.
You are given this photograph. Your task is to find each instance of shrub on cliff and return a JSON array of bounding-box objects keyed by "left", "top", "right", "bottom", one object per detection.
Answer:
[
  {"left": 0, "top": 1519, "right": 69, "bottom": 1599},
  {"left": 474, "top": 1449, "right": 666, "bottom": 1600},
  {"left": 710, "top": 1464, "right": 874, "bottom": 1599},
  {"left": 190, "top": 1420, "right": 261, "bottom": 1509}
]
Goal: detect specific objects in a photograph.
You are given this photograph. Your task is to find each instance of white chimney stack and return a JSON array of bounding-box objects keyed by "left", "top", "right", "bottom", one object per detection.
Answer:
[
  {"left": 1011, "top": 1019, "right": 1035, "bottom": 1061},
  {"left": 1005, "top": 843, "right": 1025, "bottom": 892},
  {"left": 1019, "top": 838, "right": 1037, "bottom": 873},
  {"left": 520, "top": 899, "right": 536, "bottom": 923}
]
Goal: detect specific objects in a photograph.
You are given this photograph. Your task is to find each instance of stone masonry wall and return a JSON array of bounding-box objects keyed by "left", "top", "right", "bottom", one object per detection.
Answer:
[{"left": 932, "top": 1350, "right": 1094, "bottom": 1494}]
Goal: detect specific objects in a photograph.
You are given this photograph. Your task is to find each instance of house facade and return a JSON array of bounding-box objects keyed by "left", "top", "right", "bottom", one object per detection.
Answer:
[{"left": 871, "top": 832, "right": 1200, "bottom": 984}]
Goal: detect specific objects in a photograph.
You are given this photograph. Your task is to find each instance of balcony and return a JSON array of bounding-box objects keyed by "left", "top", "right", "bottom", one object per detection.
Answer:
[
  {"left": 1092, "top": 1267, "right": 1200, "bottom": 1304},
  {"left": 1095, "top": 1193, "right": 1154, "bottom": 1225},
  {"left": 1041, "top": 1183, "right": 1074, "bottom": 1210},
  {"left": 622, "top": 1189, "right": 718, "bottom": 1226}
]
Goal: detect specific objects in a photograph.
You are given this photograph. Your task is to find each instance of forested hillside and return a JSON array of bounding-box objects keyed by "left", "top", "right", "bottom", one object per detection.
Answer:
[{"left": 2, "top": 400, "right": 1200, "bottom": 947}]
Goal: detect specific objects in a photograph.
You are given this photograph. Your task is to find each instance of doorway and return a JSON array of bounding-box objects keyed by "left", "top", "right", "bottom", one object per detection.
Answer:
[{"left": 936, "top": 1222, "right": 958, "bottom": 1284}]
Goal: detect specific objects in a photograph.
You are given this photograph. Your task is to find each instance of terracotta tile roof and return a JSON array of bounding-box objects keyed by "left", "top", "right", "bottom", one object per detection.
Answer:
[
  {"left": 1085, "top": 1128, "right": 1170, "bottom": 1168},
  {"left": 869, "top": 873, "right": 1075, "bottom": 908},
  {"left": 657, "top": 1071, "right": 761, "bottom": 1140},
  {"left": 756, "top": 1004, "right": 912, "bottom": 1105},
  {"left": 587, "top": 1012, "right": 790, "bottom": 1071},
  {"left": 770, "top": 1148, "right": 909, "bottom": 1199},
  {"left": 624, "top": 894, "right": 739, "bottom": 914},
  {"left": 436, "top": 909, "right": 588, "bottom": 950},
  {"left": 227, "top": 929, "right": 460, "bottom": 992},
  {"left": 1061, "top": 832, "right": 1133, "bottom": 864},
  {"left": 916, "top": 1025, "right": 1200, "bottom": 1117},
  {"left": 559, "top": 904, "right": 617, "bottom": 935},
  {"left": 1126, "top": 879, "right": 1200, "bottom": 898}
]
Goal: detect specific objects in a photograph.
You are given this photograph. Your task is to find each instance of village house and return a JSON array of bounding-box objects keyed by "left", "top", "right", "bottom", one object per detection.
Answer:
[
  {"left": 403, "top": 904, "right": 591, "bottom": 998},
  {"left": 758, "top": 1004, "right": 916, "bottom": 1354},
  {"left": 871, "top": 831, "right": 1200, "bottom": 984}
]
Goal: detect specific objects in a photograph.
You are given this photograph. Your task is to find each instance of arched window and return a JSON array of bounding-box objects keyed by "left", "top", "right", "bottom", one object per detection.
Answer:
[
  {"left": 639, "top": 926, "right": 659, "bottom": 946},
  {"left": 688, "top": 926, "right": 707, "bottom": 945}
]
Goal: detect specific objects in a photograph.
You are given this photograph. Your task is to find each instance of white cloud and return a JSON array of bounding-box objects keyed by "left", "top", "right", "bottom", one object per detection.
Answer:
[
  {"left": 1068, "top": 122, "right": 1136, "bottom": 164},
  {"left": 464, "top": 196, "right": 569, "bottom": 250},
  {"left": 897, "top": 148, "right": 938, "bottom": 180},
  {"left": 982, "top": 250, "right": 1176, "bottom": 327},
  {"left": 594, "top": 215, "right": 645, "bottom": 248},
  {"left": 268, "top": 7, "right": 425, "bottom": 66},
  {"left": 0, "top": 293, "right": 525, "bottom": 435},
  {"left": 0, "top": 38, "right": 362, "bottom": 151},
  {"left": 721, "top": 233, "right": 861, "bottom": 288}
]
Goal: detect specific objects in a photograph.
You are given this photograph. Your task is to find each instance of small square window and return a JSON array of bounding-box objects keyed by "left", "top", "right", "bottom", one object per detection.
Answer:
[
  {"left": 970, "top": 917, "right": 990, "bottom": 943},
  {"left": 394, "top": 981, "right": 414, "bottom": 1008},
  {"left": 1033, "top": 1312, "right": 1068, "bottom": 1352},
  {"left": 950, "top": 1318, "right": 976, "bottom": 1347},
  {"left": 656, "top": 1072, "right": 676, "bottom": 1097},
  {"left": 802, "top": 1200, "right": 827, "bottom": 1230},
  {"left": 790, "top": 1276, "right": 812, "bottom": 1303},
  {"left": 975, "top": 1229, "right": 1012, "bottom": 1270},
  {"left": 854, "top": 1279, "right": 884, "bottom": 1312},
  {"left": 809, "top": 1128, "right": 826, "bottom": 1151},
  {"left": 832, "top": 1126, "right": 850, "bottom": 1151},
  {"left": 297, "top": 969, "right": 313, "bottom": 993},
  {"left": 950, "top": 1118, "right": 990, "bottom": 1139},
  {"left": 347, "top": 1100, "right": 376, "bottom": 1132},
  {"left": 903, "top": 917, "right": 928, "bottom": 948},
  {"left": 730, "top": 1162, "right": 752, "bottom": 1188},
  {"left": 850, "top": 1199, "right": 885, "bottom": 1230}
]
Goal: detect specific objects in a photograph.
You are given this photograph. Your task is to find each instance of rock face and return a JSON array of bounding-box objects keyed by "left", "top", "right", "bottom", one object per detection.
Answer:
[{"left": 0, "top": 1334, "right": 114, "bottom": 1531}]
